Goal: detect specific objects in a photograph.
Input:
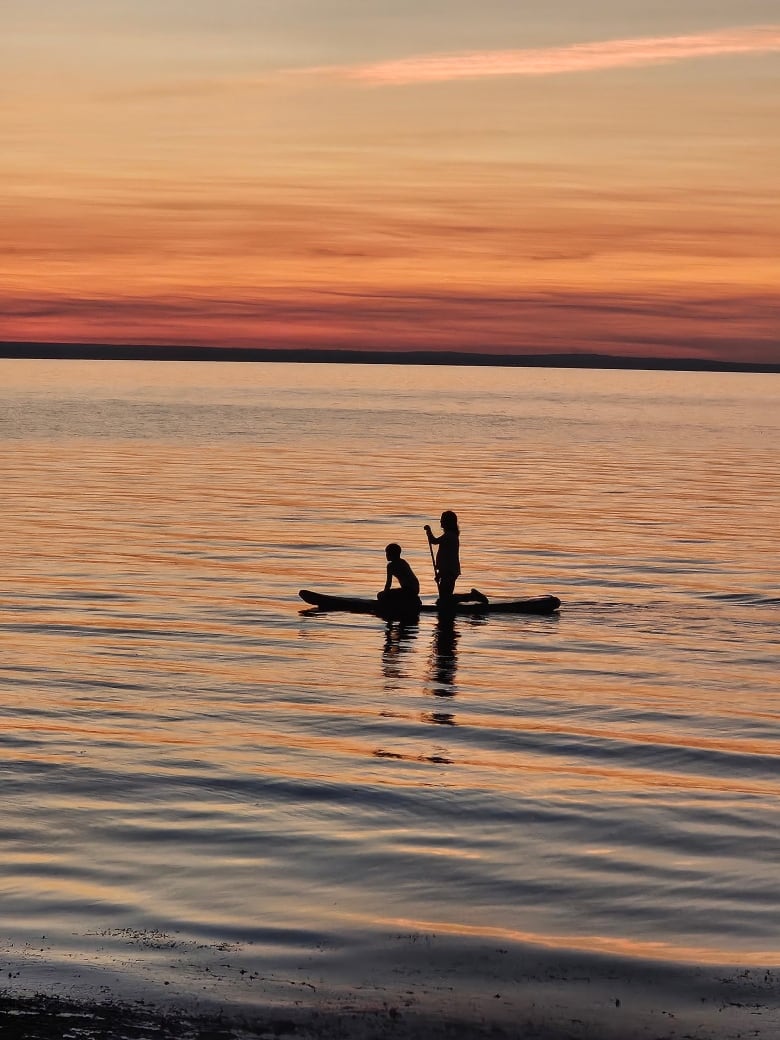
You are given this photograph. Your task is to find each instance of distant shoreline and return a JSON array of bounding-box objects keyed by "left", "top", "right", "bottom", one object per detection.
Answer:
[{"left": 1, "top": 342, "right": 777, "bottom": 373}]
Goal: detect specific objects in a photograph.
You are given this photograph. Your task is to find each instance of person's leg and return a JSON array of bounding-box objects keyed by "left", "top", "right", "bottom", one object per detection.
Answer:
[
  {"left": 379, "top": 588, "right": 421, "bottom": 613},
  {"left": 447, "top": 586, "right": 489, "bottom": 605},
  {"left": 437, "top": 574, "right": 456, "bottom": 609}
]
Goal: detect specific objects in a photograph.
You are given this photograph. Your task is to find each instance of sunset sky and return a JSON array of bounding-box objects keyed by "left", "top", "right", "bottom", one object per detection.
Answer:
[{"left": 2, "top": 3, "right": 779, "bottom": 361}]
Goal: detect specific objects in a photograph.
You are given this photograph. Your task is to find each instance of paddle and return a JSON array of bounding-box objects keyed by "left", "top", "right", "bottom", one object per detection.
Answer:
[{"left": 424, "top": 525, "right": 440, "bottom": 588}]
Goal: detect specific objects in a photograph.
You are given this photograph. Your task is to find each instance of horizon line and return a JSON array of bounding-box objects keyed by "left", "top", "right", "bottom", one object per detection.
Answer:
[{"left": 1, "top": 342, "right": 778, "bottom": 374}]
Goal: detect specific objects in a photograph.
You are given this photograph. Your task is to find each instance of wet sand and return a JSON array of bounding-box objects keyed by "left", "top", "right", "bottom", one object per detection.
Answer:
[{"left": 2, "top": 936, "right": 777, "bottom": 1039}]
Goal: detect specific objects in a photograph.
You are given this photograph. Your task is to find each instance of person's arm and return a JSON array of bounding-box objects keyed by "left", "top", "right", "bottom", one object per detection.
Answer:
[
  {"left": 383, "top": 562, "right": 393, "bottom": 593},
  {"left": 424, "top": 524, "right": 442, "bottom": 545}
]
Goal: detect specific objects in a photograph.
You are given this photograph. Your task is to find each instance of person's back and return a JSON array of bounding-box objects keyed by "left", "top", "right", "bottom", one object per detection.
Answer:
[
  {"left": 380, "top": 543, "right": 420, "bottom": 603},
  {"left": 388, "top": 555, "right": 420, "bottom": 596}
]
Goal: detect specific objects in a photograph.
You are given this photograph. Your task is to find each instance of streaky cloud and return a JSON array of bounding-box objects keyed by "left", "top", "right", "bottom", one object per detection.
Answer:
[
  {"left": 306, "top": 25, "right": 780, "bottom": 86},
  {"left": 100, "top": 25, "right": 780, "bottom": 102},
  {"left": 3, "top": 287, "right": 778, "bottom": 364}
]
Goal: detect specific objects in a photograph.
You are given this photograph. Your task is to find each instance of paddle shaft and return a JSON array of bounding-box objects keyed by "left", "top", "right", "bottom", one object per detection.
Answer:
[{"left": 425, "top": 529, "right": 440, "bottom": 588}]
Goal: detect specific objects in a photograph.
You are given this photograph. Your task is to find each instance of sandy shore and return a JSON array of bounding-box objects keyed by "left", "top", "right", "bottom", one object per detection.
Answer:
[{"left": 2, "top": 933, "right": 778, "bottom": 1039}]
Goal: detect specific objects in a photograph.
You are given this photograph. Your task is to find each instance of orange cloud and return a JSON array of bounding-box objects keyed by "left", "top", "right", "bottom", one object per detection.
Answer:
[{"left": 306, "top": 25, "right": 780, "bottom": 86}]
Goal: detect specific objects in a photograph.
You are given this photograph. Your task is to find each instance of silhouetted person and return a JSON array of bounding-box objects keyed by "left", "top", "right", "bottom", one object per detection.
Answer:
[
  {"left": 377, "top": 543, "right": 421, "bottom": 612},
  {"left": 424, "top": 510, "right": 488, "bottom": 609}
]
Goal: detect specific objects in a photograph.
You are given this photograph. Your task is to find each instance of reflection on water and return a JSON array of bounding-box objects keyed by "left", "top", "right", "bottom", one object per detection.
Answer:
[
  {"left": 381, "top": 619, "right": 419, "bottom": 686},
  {"left": 426, "top": 615, "right": 460, "bottom": 696},
  {"left": 1, "top": 360, "right": 779, "bottom": 1023},
  {"left": 421, "top": 710, "right": 456, "bottom": 726}
]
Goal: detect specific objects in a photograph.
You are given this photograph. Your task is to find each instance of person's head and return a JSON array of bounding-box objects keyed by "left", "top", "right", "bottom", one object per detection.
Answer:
[
  {"left": 385, "top": 543, "right": 402, "bottom": 560},
  {"left": 440, "top": 510, "right": 459, "bottom": 532}
]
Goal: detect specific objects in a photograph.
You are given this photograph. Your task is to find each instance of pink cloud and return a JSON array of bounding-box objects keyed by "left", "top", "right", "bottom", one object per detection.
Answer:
[
  {"left": 313, "top": 25, "right": 780, "bottom": 86},
  {"left": 2, "top": 288, "right": 778, "bottom": 364},
  {"left": 100, "top": 25, "right": 780, "bottom": 102}
]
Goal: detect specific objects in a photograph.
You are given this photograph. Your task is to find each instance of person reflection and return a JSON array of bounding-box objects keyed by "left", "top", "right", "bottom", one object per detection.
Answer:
[
  {"left": 381, "top": 618, "right": 418, "bottom": 686},
  {"left": 425, "top": 613, "right": 459, "bottom": 698}
]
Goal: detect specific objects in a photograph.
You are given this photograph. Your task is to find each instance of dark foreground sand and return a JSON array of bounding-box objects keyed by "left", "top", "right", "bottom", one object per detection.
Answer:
[
  {"left": 2, "top": 935, "right": 777, "bottom": 1040},
  {"left": 0, "top": 974, "right": 778, "bottom": 1040}
]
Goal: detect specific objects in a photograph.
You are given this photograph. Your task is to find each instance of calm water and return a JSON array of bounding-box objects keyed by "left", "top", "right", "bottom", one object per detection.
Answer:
[{"left": 1, "top": 360, "right": 778, "bottom": 1032}]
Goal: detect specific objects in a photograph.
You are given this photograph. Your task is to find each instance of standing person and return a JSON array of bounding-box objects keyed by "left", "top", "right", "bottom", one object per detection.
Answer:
[
  {"left": 378, "top": 543, "right": 421, "bottom": 610},
  {"left": 424, "top": 511, "right": 488, "bottom": 608}
]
